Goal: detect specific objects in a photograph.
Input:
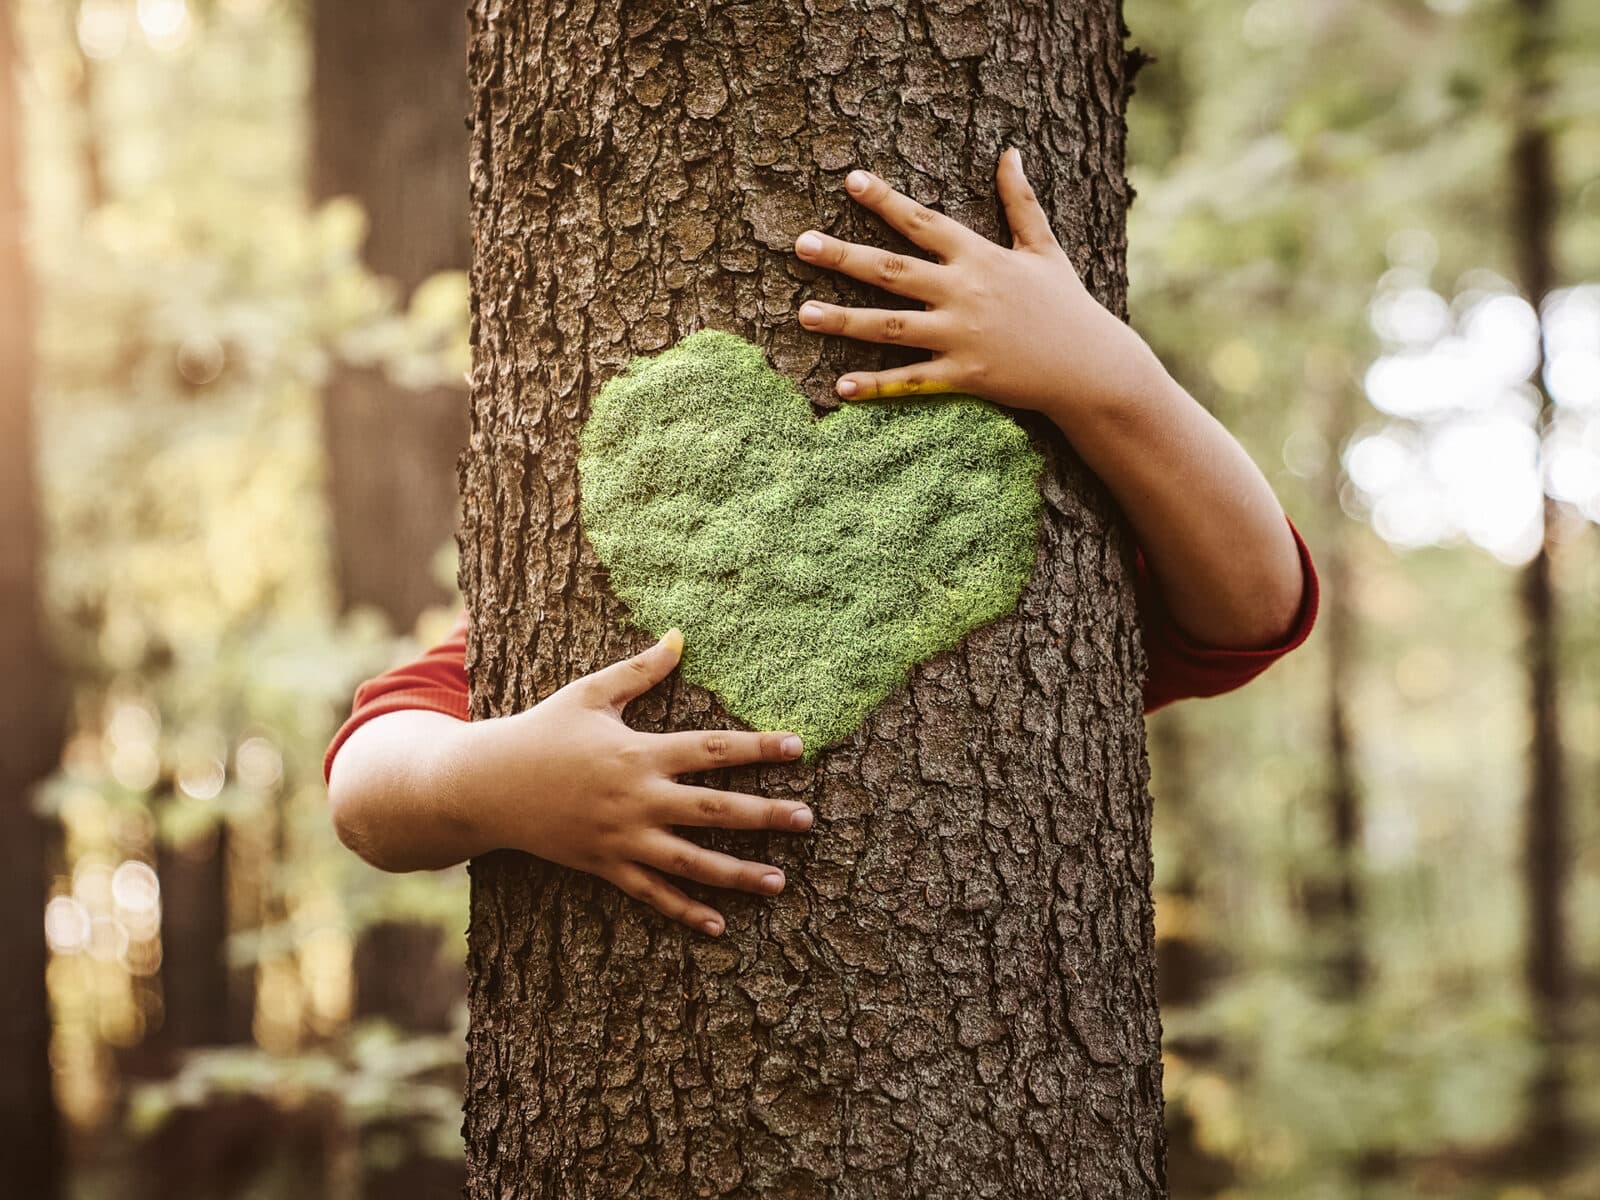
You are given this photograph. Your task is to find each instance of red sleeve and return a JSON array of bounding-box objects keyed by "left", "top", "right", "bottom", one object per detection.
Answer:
[
  {"left": 322, "top": 608, "right": 471, "bottom": 783},
  {"left": 1138, "top": 517, "right": 1319, "bottom": 712}
]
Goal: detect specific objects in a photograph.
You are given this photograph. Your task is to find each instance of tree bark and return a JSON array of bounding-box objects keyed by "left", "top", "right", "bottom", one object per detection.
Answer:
[
  {"left": 459, "top": 3, "right": 1164, "bottom": 1196},
  {"left": 1511, "top": 0, "right": 1571, "bottom": 1165},
  {"left": 0, "top": 1, "right": 65, "bottom": 1193},
  {"left": 311, "top": 0, "right": 472, "bottom": 628}
]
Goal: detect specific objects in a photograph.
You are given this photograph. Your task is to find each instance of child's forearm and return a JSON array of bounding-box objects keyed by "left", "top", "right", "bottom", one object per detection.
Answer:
[
  {"left": 1038, "top": 349, "right": 1305, "bottom": 649},
  {"left": 327, "top": 710, "right": 489, "bottom": 872}
]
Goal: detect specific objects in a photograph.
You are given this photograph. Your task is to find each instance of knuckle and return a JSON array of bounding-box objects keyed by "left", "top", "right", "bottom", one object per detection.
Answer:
[
  {"left": 877, "top": 253, "right": 907, "bottom": 283},
  {"left": 908, "top": 204, "right": 936, "bottom": 228},
  {"left": 616, "top": 740, "right": 647, "bottom": 770},
  {"left": 882, "top": 314, "right": 905, "bottom": 342},
  {"left": 669, "top": 849, "right": 699, "bottom": 878},
  {"left": 696, "top": 792, "right": 729, "bottom": 821},
  {"left": 702, "top": 733, "right": 731, "bottom": 763}
]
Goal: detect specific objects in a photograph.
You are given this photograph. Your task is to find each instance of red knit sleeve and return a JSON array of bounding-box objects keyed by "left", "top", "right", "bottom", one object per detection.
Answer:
[
  {"left": 322, "top": 608, "right": 471, "bottom": 783},
  {"left": 1138, "top": 517, "right": 1319, "bottom": 712}
]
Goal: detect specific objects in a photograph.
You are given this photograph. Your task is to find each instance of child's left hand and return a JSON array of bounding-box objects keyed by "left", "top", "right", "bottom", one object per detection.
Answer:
[{"left": 793, "top": 148, "right": 1162, "bottom": 418}]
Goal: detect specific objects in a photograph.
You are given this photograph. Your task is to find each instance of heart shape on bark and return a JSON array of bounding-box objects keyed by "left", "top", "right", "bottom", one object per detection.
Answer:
[{"left": 577, "top": 329, "right": 1044, "bottom": 758}]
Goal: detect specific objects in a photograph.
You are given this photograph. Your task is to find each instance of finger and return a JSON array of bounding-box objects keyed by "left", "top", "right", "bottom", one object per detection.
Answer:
[
  {"left": 610, "top": 862, "right": 727, "bottom": 936},
  {"left": 996, "top": 147, "right": 1060, "bottom": 252},
  {"left": 639, "top": 831, "right": 788, "bottom": 897},
  {"left": 845, "top": 169, "right": 972, "bottom": 257},
  {"left": 835, "top": 359, "right": 963, "bottom": 402},
  {"left": 659, "top": 782, "right": 815, "bottom": 833},
  {"left": 653, "top": 729, "right": 806, "bottom": 775},
  {"left": 798, "top": 301, "right": 947, "bottom": 350},
  {"left": 793, "top": 229, "right": 944, "bottom": 301},
  {"left": 585, "top": 629, "right": 683, "bottom": 709}
]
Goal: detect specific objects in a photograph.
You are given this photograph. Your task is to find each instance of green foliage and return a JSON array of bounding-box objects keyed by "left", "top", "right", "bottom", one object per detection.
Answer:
[{"left": 578, "top": 330, "right": 1044, "bottom": 755}]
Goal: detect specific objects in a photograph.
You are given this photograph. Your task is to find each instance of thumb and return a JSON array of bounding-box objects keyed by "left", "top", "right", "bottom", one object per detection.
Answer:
[{"left": 588, "top": 628, "right": 684, "bottom": 709}]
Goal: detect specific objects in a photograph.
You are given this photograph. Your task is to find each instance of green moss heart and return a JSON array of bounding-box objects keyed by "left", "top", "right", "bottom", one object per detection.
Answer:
[{"left": 577, "top": 329, "right": 1043, "bottom": 758}]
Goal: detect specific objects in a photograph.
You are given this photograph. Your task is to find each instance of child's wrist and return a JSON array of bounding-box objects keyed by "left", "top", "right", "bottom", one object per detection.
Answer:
[{"left": 1038, "top": 323, "right": 1171, "bottom": 439}]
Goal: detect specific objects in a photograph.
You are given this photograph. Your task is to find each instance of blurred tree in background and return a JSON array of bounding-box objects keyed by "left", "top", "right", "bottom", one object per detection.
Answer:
[
  {"left": 15, "top": 0, "right": 470, "bottom": 1194},
  {"left": 2, "top": 0, "right": 1596, "bottom": 1197},
  {"left": 1, "top": 0, "right": 65, "bottom": 1193}
]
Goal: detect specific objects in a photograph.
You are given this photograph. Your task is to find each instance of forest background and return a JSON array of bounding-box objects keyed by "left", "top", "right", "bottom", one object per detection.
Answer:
[{"left": 4, "top": 0, "right": 1598, "bottom": 1197}]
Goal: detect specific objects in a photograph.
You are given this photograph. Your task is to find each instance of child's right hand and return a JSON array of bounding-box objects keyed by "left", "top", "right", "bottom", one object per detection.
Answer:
[{"left": 432, "top": 629, "right": 812, "bottom": 937}]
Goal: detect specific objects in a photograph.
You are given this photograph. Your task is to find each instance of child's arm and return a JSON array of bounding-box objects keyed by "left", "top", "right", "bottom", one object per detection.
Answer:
[
  {"left": 793, "top": 149, "right": 1306, "bottom": 652},
  {"left": 327, "top": 630, "right": 813, "bottom": 937}
]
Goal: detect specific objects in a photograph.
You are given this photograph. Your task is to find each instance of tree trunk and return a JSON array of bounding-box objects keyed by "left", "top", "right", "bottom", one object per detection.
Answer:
[
  {"left": 1317, "top": 380, "right": 1365, "bottom": 997},
  {"left": 311, "top": 7, "right": 472, "bottom": 1197},
  {"left": 0, "top": 1, "right": 65, "bottom": 1193},
  {"left": 66, "top": 0, "right": 106, "bottom": 212},
  {"left": 152, "top": 823, "right": 250, "bottom": 1053},
  {"left": 311, "top": 0, "right": 472, "bottom": 628},
  {"left": 458, "top": 3, "right": 1164, "bottom": 1197},
  {"left": 1511, "top": 0, "right": 1571, "bottom": 1165}
]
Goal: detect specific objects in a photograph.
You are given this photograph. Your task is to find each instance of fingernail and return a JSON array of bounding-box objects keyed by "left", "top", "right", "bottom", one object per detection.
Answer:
[
  {"left": 846, "top": 169, "right": 870, "bottom": 194},
  {"left": 795, "top": 231, "right": 822, "bottom": 256},
  {"left": 781, "top": 734, "right": 803, "bottom": 758},
  {"left": 702, "top": 917, "right": 723, "bottom": 936},
  {"left": 800, "top": 302, "right": 823, "bottom": 325},
  {"left": 762, "top": 872, "right": 784, "bottom": 893},
  {"left": 790, "top": 806, "right": 814, "bottom": 831},
  {"left": 837, "top": 379, "right": 858, "bottom": 398},
  {"left": 662, "top": 628, "right": 684, "bottom": 653}
]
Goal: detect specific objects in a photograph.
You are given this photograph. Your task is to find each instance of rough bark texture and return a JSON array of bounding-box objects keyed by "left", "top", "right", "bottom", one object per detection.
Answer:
[
  {"left": 0, "top": 1, "right": 64, "bottom": 1193},
  {"left": 458, "top": 2, "right": 1164, "bottom": 1196},
  {"left": 312, "top": 0, "right": 473, "bottom": 627},
  {"left": 1511, "top": 0, "right": 1571, "bottom": 1165}
]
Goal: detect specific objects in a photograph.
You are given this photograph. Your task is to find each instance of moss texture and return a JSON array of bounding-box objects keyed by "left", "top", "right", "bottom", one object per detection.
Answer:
[{"left": 577, "top": 329, "right": 1044, "bottom": 757}]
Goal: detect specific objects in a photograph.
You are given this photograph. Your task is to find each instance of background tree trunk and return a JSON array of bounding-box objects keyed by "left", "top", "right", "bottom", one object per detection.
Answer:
[
  {"left": 1511, "top": 0, "right": 1571, "bottom": 1163},
  {"left": 311, "top": 6, "right": 471, "bottom": 1197},
  {"left": 1315, "top": 379, "right": 1366, "bottom": 997},
  {"left": 311, "top": 0, "right": 471, "bottom": 1032},
  {"left": 311, "top": 0, "right": 472, "bottom": 628},
  {"left": 458, "top": 3, "right": 1164, "bottom": 1197},
  {"left": 0, "top": 1, "right": 65, "bottom": 1193},
  {"left": 152, "top": 822, "right": 251, "bottom": 1053}
]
